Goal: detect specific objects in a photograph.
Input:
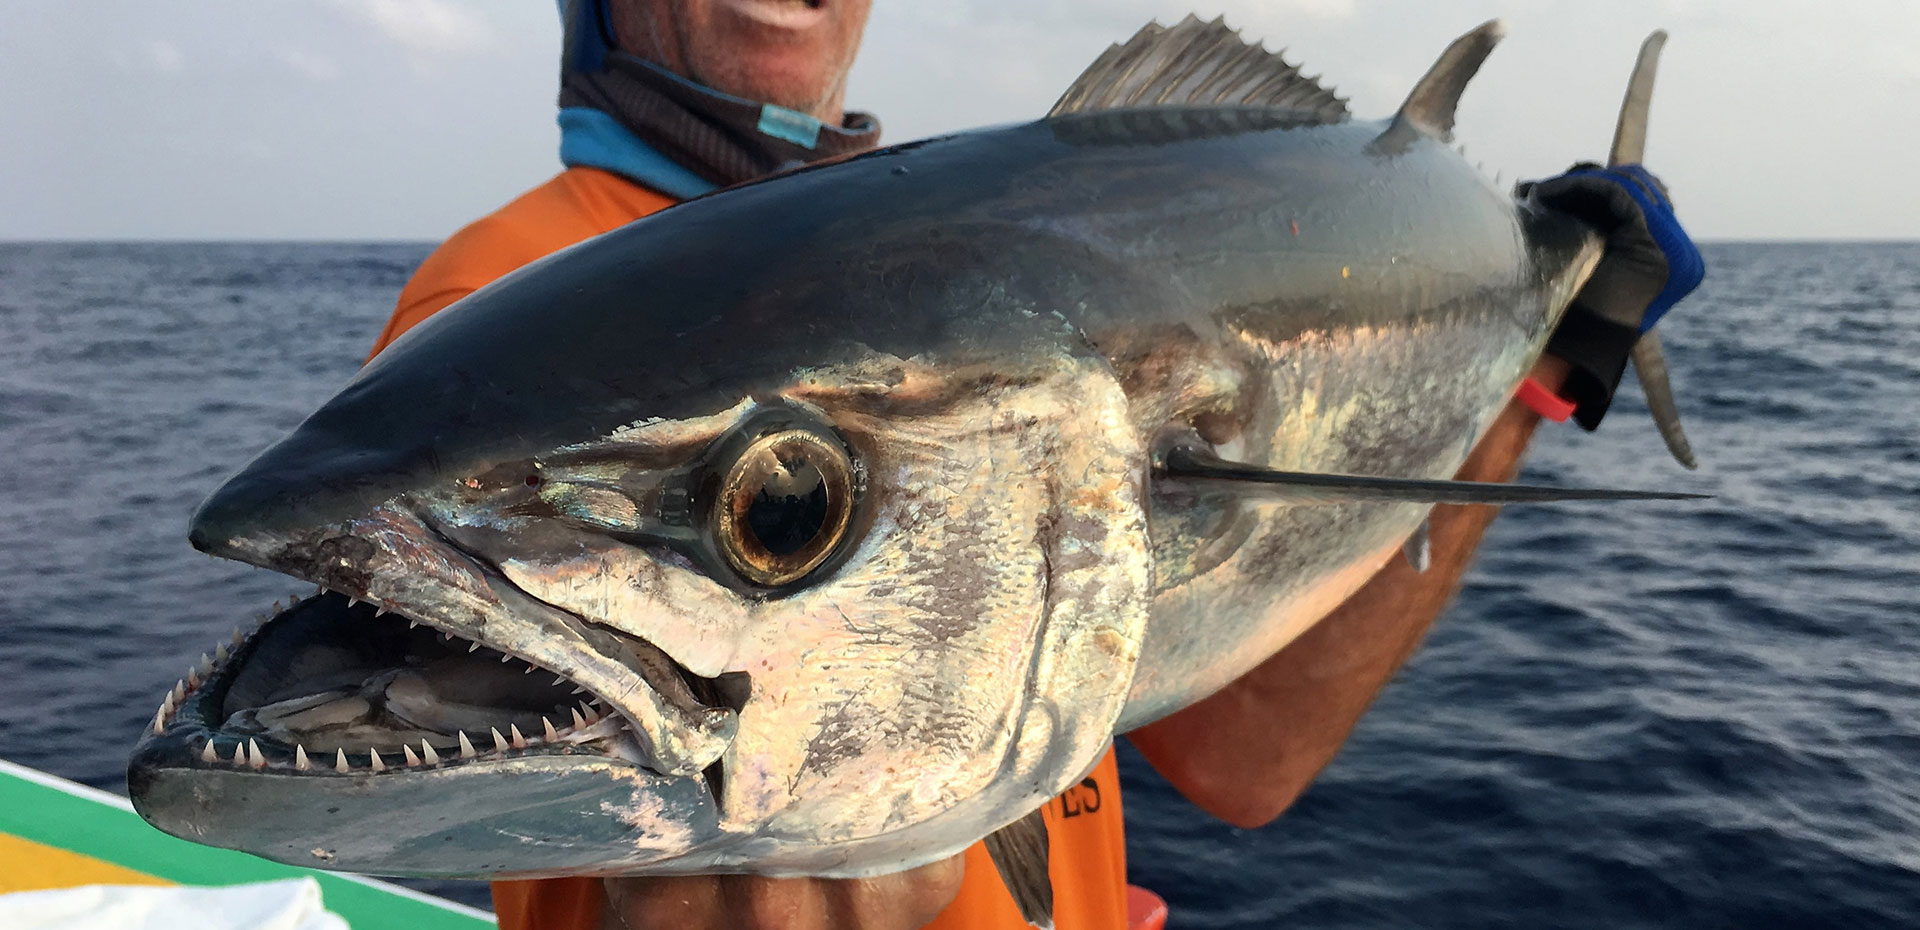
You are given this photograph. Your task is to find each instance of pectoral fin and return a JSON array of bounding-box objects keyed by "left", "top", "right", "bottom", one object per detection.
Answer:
[
  {"left": 983, "top": 807, "right": 1053, "bottom": 930},
  {"left": 1157, "top": 446, "right": 1707, "bottom": 505}
]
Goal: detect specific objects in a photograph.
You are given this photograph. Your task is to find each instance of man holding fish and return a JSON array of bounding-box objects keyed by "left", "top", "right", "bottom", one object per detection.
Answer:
[{"left": 371, "top": 2, "right": 1702, "bottom": 928}]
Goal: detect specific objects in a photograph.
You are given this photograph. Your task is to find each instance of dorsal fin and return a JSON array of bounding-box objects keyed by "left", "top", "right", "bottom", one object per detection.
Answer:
[
  {"left": 1372, "top": 19, "right": 1506, "bottom": 154},
  {"left": 1049, "top": 14, "right": 1348, "bottom": 125}
]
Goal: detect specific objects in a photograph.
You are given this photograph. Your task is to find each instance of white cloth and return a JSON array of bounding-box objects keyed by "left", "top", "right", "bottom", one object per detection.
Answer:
[{"left": 0, "top": 877, "right": 349, "bottom": 930}]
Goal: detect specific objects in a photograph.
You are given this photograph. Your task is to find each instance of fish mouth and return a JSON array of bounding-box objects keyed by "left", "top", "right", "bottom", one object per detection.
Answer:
[
  {"left": 151, "top": 505, "right": 744, "bottom": 788},
  {"left": 141, "top": 592, "right": 674, "bottom": 776},
  {"left": 128, "top": 585, "right": 737, "bottom": 877}
]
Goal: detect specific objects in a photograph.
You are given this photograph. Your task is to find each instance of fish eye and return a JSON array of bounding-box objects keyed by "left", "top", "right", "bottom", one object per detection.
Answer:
[{"left": 713, "top": 428, "right": 855, "bottom": 587}]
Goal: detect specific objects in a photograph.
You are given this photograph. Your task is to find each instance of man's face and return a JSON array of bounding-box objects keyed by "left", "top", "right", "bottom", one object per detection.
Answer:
[{"left": 612, "top": 0, "right": 874, "bottom": 122}]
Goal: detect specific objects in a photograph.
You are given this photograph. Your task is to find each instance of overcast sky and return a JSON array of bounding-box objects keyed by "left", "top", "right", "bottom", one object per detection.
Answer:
[{"left": 3, "top": 1, "right": 1915, "bottom": 241}]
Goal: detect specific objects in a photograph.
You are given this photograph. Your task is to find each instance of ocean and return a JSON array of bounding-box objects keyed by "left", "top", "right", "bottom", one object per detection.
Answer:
[{"left": 0, "top": 241, "right": 1914, "bottom": 927}]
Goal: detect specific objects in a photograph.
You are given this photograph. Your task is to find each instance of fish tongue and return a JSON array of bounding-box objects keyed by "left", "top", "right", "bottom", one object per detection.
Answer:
[
  {"left": 413, "top": 654, "right": 568, "bottom": 707},
  {"left": 256, "top": 690, "right": 372, "bottom": 730},
  {"left": 249, "top": 689, "right": 352, "bottom": 723},
  {"left": 244, "top": 688, "right": 433, "bottom": 753},
  {"left": 381, "top": 666, "right": 543, "bottom": 737}
]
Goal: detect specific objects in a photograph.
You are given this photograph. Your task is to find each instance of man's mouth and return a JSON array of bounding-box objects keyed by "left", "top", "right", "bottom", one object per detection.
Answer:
[{"left": 720, "top": 0, "right": 829, "bottom": 30}]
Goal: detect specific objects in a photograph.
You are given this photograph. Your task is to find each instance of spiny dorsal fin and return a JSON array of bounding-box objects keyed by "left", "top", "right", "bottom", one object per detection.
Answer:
[
  {"left": 1049, "top": 14, "right": 1348, "bottom": 125},
  {"left": 983, "top": 807, "right": 1054, "bottom": 930},
  {"left": 1373, "top": 19, "right": 1506, "bottom": 154}
]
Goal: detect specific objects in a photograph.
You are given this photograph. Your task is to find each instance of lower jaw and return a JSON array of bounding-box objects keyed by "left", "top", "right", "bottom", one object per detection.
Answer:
[{"left": 127, "top": 742, "right": 726, "bottom": 878}]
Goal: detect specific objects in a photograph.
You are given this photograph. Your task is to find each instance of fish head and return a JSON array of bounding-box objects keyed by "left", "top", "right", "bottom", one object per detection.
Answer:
[{"left": 130, "top": 219, "right": 1154, "bottom": 878}]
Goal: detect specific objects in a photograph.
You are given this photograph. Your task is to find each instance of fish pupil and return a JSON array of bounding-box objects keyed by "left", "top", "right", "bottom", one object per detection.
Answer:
[{"left": 745, "top": 472, "right": 829, "bottom": 557}]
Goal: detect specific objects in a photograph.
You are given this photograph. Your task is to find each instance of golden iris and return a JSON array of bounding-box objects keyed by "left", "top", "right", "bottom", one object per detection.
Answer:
[{"left": 714, "top": 429, "right": 854, "bottom": 587}]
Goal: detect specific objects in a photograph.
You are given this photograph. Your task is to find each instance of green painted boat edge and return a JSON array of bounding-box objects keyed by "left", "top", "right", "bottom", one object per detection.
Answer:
[{"left": 0, "top": 758, "right": 495, "bottom": 929}]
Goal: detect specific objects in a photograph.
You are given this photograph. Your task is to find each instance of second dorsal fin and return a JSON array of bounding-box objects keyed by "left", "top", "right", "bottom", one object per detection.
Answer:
[
  {"left": 1372, "top": 19, "right": 1506, "bottom": 154},
  {"left": 1049, "top": 14, "right": 1348, "bottom": 125}
]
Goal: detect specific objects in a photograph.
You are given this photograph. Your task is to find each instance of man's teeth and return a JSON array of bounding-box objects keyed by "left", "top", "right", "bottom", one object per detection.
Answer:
[{"left": 152, "top": 591, "right": 635, "bottom": 775}]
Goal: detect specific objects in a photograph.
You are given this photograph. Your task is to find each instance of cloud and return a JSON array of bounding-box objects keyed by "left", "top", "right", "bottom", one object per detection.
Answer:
[
  {"left": 280, "top": 48, "right": 341, "bottom": 81},
  {"left": 146, "top": 39, "right": 184, "bottom": 73},
  {"left": 334, "top": 0, "right": 497, "bottom": 58}
]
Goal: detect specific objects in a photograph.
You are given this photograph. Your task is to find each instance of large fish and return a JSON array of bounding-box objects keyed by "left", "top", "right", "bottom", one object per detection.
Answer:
[{"left": 129, "top": 15, "right": 1693, "bottom": 914}]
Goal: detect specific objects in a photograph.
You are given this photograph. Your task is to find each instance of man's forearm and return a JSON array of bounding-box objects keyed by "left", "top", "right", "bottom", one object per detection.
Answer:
[{"left": 1127, "top": 358, "right": 1571, "bottom": 828}]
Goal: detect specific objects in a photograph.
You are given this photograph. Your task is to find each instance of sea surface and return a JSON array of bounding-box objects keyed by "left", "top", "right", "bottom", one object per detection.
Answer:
[{"left": 0, "top": 241, "right": 1914, "bottom": 927}]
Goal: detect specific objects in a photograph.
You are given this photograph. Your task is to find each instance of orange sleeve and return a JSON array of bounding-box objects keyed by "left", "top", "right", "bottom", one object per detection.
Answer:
[{"left": 369, "top": 167, "right": 677, "bottom": 358}]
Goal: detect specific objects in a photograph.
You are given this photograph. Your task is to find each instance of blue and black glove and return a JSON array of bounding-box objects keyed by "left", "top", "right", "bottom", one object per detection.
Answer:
[{"left": 1519, "top": 163, "right": 1705, "bottom": 430}]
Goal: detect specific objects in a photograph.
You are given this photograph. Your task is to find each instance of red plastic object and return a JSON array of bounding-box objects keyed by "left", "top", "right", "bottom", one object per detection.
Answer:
[
  {"left": 1515, "top": 376, "right": 1576, "bottom": 422},
  {"left": 1127, "top": 884, "right": 1169, "bottom": 930}
]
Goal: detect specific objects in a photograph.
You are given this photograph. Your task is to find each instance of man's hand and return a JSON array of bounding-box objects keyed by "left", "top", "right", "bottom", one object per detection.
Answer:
[
  {"left": 601, "top": 854, "right": 965, "bottom": 930},
  {"left": 1522, "top": 163, "right": 1705, "bottom": 430}
]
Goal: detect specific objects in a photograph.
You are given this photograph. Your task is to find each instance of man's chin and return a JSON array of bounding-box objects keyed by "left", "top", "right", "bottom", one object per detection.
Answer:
[{"left": 698, "top": 56, "right": 842, "bottom": 121}]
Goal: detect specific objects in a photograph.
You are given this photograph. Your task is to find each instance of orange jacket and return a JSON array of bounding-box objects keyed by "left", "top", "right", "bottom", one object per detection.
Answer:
[{"left": 372, "top": 165, "right": 1131, "bottom": 930}]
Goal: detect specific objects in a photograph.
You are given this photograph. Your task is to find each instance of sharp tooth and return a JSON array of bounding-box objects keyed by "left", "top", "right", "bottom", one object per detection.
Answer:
[
  {"left": 151, "top": 708, "right": 166, "bottom": 734},
  {"left": 579, "top": 701, "right": 599, "bottom": 723},
  {"left": 441, "top": 632, "right": 452, "bottom": 642},
  {"left": 369, "top": 748, "right": 386, "bottom": 772},
  {"left": 232, "top": 627, "right": 245, "bottom": 646},
  {"left": 408, "top": 619, "right": 419, "bottom": 629},
  {"left": 523, "top": 665, "right": 535, "bottom": 674},
  {"left": 201, "top": 742, "right": 217, "bottom": 763},
  {"left": 348, "top": 597, "right": 359, "bottom": 608},
  {"left": 375, "top": 608, "right": 387, "bottom": 617},
  {"left": 491, "top": 727, "right": 510, "bottom": 753},
  {"left": 272, "top": 600, "right": 283, "bottom": 614},
  {"left": 214, "top": 643, "right": 229, "bottom": 663},
  {"left": 247, "top": 739, "right": 267, "bottom": 769},
  {"left": 509, "top": 724, "right": 528, "bottom": 749},
  {"left": 468, "top": 642, "right": 481, "bottom": 653},
  {"left": 499, "top": 653, "right": 512, "bottom": 663},
  {"left": 186, "top": 668, "right": 201, "bottom": 690},
  {"left": 570, "top": 686, "right": 585, "bottom": 694},
  {"left": 543, "top": 716, "right": 560, "bottom": 741},
  {"left": 317, "top": 584, "right": 327, "bottom": 595},
  {"left": 552, "top": 674, "right": 566, "bottom": 685},
  {"left": 421, "top": 741, "right": 441, "bottom": 765},
  {"left": 569, "top": 707, "right": 586, "bottom": 730},
  {"left": 229, "top": 744, "right": 246, "bottom": 766},
  {"left": 402, "top": 745, "right": 422, "bottom": 766},
  {"left": 336, "top": 749, "right": 351, "bottom": 773},
  {"left": 295, "top": 744, "right": 311, "bottom": 771},
  {"left": 457, "top": 731, "right": 477, "bottom": 759},
  {"left": 197, "top": 653, "right": 214, "bottom": 675},
  {"left": 171, "top": 680, "right": 186, "bottom": 704}
]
